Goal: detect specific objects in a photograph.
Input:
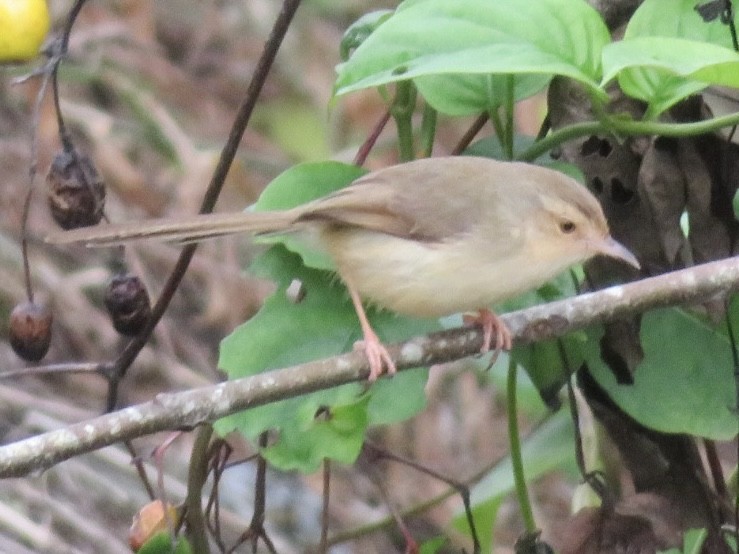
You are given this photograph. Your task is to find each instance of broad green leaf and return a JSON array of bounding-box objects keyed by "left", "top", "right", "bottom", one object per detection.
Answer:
[
  {"left": 340, "top": 10, "right": 394, "bottom": 61},
  {"left": 262, "top": 395, "right": 370, "bottom": 472},
  {"left": 253, "top": 161, "right": 366, "bottom": 270},
  {"left": 682, "top": 528, "right": 708, "bottom": 554},
  {"left": 215, "top": 246, "right": 436, "bottom": 471},
  {"left": 512, "top": 331, "right": 589, "bottom": 408},
  {"left": 335, "top": 0, "right": 609, "bottom": 102},
  {"left": 138, "top": 533, "right": 192, "bottom": 554},
  {"left": 625, "top": 0, "right": 739, "bottom": 49},
  {"left": 604, "top": 0, "right": 739, "bottom": 117},
  {"left": 602, "top": 37, "right": 739, "bottom": 117},
  {"left": 586, "top": 308, "right": 736, "bottom": 439},
  {"left": 414, "top": 73, "right": 550, "bottom": 116}
]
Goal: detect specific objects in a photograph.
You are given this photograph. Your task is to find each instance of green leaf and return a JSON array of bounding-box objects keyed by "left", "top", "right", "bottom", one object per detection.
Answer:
[
  {"left": 682, "top": 528, "right": 708, "bottom": 554},
  {"left": 262, "top": 395, "right": 370, "bottom": 472},
  {"left": 603, "top": 0, "right": 739, "bottom": 117},
  {"left": 335, "top": 0, "right": 609, "bottom": 102},
  {"left": 733, "top": 189, "right": 739, "bottom": 221},
  {"left": 625, "top": 0, "right": 738, "bottom": 49},
  {"left": 602, "top": 37, "right": 739, "bottom": 117},
  {"left": 215, "top": 246, "right": 436, "bottom": 472},
  {"left": 586, "top": 308, "right": 736, "bottom": 439},
  {"left": 512, "top": 332, "right": 589, "bottom": 408},
  {"left": 253, "top": 161, "right": 367, "bottom": 270},
  {"left": 138, "top": 533, "right": 192, "bottom": 554},
  {"left": 340, "top": 10, "right": 394, "bottom": 61},
  {"left": 414, "top": 73, "right": 549, "bottom": 116}
]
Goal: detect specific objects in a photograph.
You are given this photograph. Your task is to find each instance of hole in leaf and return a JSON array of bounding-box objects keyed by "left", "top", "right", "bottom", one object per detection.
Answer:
[
  {"left": 611, "top": 178, "right": 634, "bottom": 204},
  {"left": 581, "top": 136, "right": 601, "bottom": 156},
  {"left": 314, "top": 406, "right": 332, "bottom": 421},
  {"left": 581, "top": 136, "right": 612, "bottom": 158}
]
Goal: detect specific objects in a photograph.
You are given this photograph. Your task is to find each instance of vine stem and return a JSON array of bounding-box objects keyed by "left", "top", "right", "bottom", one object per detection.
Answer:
[
  {"left": 185, "top": 425, "right": 213, "bottom": 554},
  {"left": 507, "top": 357, "right": 536, "bottom": 533},
  {"left": 391, "top": 80, "right": 417, "bottom": 161},
  {"left": 518, "top": 110, "right": 739, "bottom": 162},
  {"left": 503, "top": 74, "right": 514, "bottom": 160}
]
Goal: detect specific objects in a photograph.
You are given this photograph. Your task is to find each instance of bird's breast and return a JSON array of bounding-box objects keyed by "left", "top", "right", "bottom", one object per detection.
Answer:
[{"left": 321, "top": 226, "right": 558, "bottom": 318}]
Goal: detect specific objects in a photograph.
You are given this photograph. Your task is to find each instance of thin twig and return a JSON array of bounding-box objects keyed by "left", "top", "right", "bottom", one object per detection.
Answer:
[
  {"left": 451, "top": 113, "right": 488, "bottom": 155},
  {"left": 353, "top": 109, "right": 391, "bottom": 166},
  {"left": 363, "top": 441, "right": 480, "bottom": 553}
]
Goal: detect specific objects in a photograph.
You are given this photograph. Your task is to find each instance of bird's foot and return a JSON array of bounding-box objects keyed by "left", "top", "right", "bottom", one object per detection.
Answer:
[
  {"left": 463, "top": 308, "right": 512, "bottom": 368},
  {"left": 354, "top": 327, "right": 396, "bottom": 382}
]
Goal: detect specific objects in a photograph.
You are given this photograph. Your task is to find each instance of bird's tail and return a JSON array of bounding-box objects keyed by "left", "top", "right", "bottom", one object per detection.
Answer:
[{"left": 44, "top": 209, "right": 300, "bottom": 247}]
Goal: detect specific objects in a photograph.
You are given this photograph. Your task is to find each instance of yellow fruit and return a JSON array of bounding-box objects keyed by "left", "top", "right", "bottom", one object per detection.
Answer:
[{"left": 0, "top": 0, "right": 50, "bottom": 63}]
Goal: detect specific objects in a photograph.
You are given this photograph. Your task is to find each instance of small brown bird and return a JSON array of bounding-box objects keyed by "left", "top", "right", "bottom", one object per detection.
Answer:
[{"left": 47, "top": 156, "right": 639, "bottom": 380}]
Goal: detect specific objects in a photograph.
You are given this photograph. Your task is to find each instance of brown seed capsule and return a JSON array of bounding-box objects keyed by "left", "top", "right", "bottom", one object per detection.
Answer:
[
  {"left": 129, "top": 500, "right": 178, "bottom": 551},
  {"left": 46, "top": 149, "right": 106, "bottom": 230},
  {"left": 9, "top": 301, "right": 52, "bottom": 362},
  {"left": 104, "top": 274, "right": 151, "bottom": 336}
]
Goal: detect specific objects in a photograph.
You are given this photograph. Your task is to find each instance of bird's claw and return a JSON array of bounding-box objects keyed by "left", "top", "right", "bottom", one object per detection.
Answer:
[
  {"left": 464, "top": 309, "right": 512, "bottom": 370},
  {"left": 354, "top": 333, "right": 396, "bottom": 382}
]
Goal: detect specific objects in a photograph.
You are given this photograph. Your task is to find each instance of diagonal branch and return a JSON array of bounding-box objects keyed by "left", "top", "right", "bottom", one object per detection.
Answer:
[{"left": 1, "top": 256, "right": 739, "bottom": 478}]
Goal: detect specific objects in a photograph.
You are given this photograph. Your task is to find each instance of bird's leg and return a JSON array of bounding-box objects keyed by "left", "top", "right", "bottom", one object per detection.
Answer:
[
  {"left": 346, "top": 280, "right": 396, "bottom": 381},
  {"left": 463, "top": 308, "right": 512, "bottom": 367}
]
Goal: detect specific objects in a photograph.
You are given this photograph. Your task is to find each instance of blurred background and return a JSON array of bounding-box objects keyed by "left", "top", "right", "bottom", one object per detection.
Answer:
[{"left": 0, "top": 1, "right": 561, "bottom": 552}]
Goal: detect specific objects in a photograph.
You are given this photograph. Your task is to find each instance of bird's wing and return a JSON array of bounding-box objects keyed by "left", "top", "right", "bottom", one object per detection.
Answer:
[{"left": 295, "top": 158, "right": 493, "bottom": 242}]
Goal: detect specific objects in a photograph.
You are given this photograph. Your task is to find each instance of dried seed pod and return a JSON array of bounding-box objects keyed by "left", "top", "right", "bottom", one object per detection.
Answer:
[
  {"left": 104, "top": 273, "right": 151, "bottom": 336},
  {"left": 128, "top": 500, "right": 178, "bottom": 551},
  {"left": 46, "top": 149, "right": 106, "bottom": 230},
  {"left": 9, "top": 301, "right": 52, "bottom": 362}
]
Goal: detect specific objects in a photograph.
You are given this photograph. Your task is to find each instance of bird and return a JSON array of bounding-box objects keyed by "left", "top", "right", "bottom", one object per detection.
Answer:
[{"left": 46, "top": 156, "right": 640, "bottom": 381}]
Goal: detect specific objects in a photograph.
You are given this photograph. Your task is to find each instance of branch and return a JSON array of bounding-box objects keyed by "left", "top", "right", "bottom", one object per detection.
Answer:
[{"left": 2, "top": 257, "right": 739, "bottom": 478}]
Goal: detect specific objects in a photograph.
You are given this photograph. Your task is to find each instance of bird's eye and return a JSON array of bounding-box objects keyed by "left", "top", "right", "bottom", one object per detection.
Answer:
[{"left": 559, "top": 220, "right": 576, "bottom": 234}]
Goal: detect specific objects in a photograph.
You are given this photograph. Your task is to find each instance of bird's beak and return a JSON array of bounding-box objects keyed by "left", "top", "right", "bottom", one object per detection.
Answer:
[{"left": 592, "top": 236, "right": 640, "bottom": 269}]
